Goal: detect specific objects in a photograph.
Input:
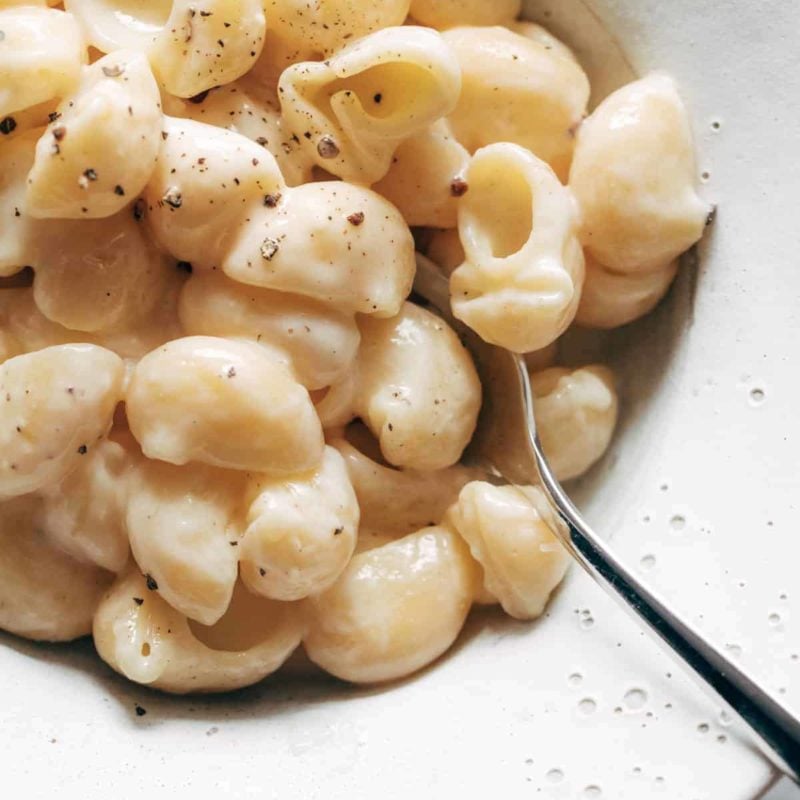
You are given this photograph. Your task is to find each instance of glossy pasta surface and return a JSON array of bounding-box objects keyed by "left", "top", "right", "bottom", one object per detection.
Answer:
[{"left": 0, "top": 3, "right": 706, "bottom": 692}]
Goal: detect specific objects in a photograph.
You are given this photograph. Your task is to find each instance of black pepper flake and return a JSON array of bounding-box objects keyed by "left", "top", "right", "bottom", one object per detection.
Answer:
[
  {"left": 162, "top": 188, "right": 182, "bottom": 209},
  {"left": 133, "top": 198, "right": 145, "bottom": 220},
  {"left": 83, "top": 168, "right": 98, "bottom": 182},
  {"left": 101, "top": 63, "right": 125, "bottom": 78},
  {"left": 333, "top": 527, "right": 344, "bottom": 536},
  {"left": 0, "top": 117, "right": 17, "bottom": 135},
  {"left": 161, "top": 130, "right": 169, "bottom": 140},
  {"left": 347, "top": 211, "right": 364, "bottom": 226},
  {"left": 706, "top": 206, "right": 717, "bottom": 227},
  {"left": 114, "top": 185, "right": 125, "bottom": 196},
  {"left": 134, "top": 705, "right": 147, "bottom": 717},
  {"left": 229, "top": 541, "right": 238, "bottom": 546},
  {"left": 226, "top": 366, "right": 236, "bottom": 378},
  {"left": 133, "top": 597, "right": 144, "bottom": 606},
  {"left": 48, "top": 111, "right": 61, "bottom": 123},
  {"left": 52, "top": 125, "right": 66, "bottom": 141},
  {"left": 387, "top": 423, "right": 394, "bottom": 431},
  {"left": 450, "top": 177, "right": 469, "bottom": 197},
  {"left": 317, "top": 135, "right": 340, "bottom": 159},
  {"left": 77, "top": 444, "right": 88, "bottom": 454},
  {"left": 13, "top": 207, "right": 20, "bottom": 217},
  {"left": 263, "top": 192, "right": 282, "bottom": 207},
  {"left": 176, "top": 260, "right": 193, "bottom": 273},
  {"left": 145, "top": 574, "right": 159, "bottom": 591},
  {"left": 200, "top": 10, "right": 212, "bottom": 16},
  {"left": 373, "top": 93, "right": 383, "bottom": 104},
  {"left": 259, "top": 567, "right": 266, "bottom": 576},
  {"left": 188, "top": 89, "right": 210, "bottom": 104},
  {"left": 260, "top": 237, "right": 279, "bottom": 260}
]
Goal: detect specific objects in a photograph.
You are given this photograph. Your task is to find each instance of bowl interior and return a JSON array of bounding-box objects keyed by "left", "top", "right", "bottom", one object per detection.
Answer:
[{"left": 3, "top": 2, "right": 800, "bottom": 798}]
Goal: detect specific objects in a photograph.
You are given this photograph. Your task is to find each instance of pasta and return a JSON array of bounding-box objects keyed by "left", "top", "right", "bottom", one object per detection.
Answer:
[
  {"left": 531, "top": 365, "right": 618, "bottom": 481},
  {"left": 222, "top": 181, "right": 415, "bottom": 315},
  {"left": 303, "top": 525, "right": 479, "bottom": 683},
  {"left": 178, "top": 269, "right": 360, "bottom": 390},
  {"left": 278, "top": 26, "right": 462, "bottom": 184},
  {"left": 371, "top": 120, "right": 469, "bottom": 228},
  {"left": 162, "top": 81, "right": 314, "bottom": 187},
  {"left": 0, "top": 6, "right": 85, "bottom": 119},
  {"left": 93, "top": 570, "right": 303, "bottom": 693},
  {"left": 569, "top": 73, "right": 710, "bottom": 272},
  {"left": 324, "top": 302, "right": 482, "bottom": 471},
  {"left": 26, "top": 50, "right": 162, "bottom": 219},
  {"left": 144, "top": 116, "right": 286, "bottom": 268},
  {"left": 65, "top": 0, "right": 266, "bottom": 98},
  {"left": 450, "top": 142, "right": 585, "bottom": 353},
  {"left": 0, "top": 6, "right": 709, "bottom": 694},
  {"left": 576, "top": 252, "right": 679, "bottom": 330},
  {"left": 446, "top": 482, "right": 570, "bottom": 619},
  {"left": 331, "top": 428, "right": 480, "bottom": 536},
  {"left": 240, "top": 446, "right": 359, "bottom": 601},
  {"left": 0, "top": 129, "right": 37, "bottom": 276},
  {"left": 0, "top": 344, "right": 124, "bottom": 499},
  {"left": 28, "top": 212, "right": 171, "bottom": 333},
  {"left": 409, "top": 0, "right": 521, "bottom": 29},
  {"left": 443, "top": 25, "right": 589, "bottom": 180},
  {"left": 126, "top": 458, "right": 245, "bottom": 624},
  {"left": 264, "top": 0, "right": 410, "bottom": 59},
  {"left": 0, "top": 494, "right": 112, "bottom": 641},
  {"left": 36, "top": 433, "right": 135, "bottom": 573},
  {"left": 126, "top": 336, "right": 324, "bottom": 473}
]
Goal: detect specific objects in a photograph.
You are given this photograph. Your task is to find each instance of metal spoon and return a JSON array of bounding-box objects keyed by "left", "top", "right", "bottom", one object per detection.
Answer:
[{"left": 412, "top": 253, "right": 800, "bottom": 784}]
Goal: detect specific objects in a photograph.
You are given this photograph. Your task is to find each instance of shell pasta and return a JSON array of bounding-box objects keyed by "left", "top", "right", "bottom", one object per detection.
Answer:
[{"left": 0, "top": 3, "right": 707, "bottom": 693}]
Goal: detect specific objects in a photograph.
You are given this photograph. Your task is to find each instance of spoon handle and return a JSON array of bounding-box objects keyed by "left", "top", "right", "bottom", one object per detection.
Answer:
[{"left": 531, "top": 427, "right": 800, "bottom": 783}]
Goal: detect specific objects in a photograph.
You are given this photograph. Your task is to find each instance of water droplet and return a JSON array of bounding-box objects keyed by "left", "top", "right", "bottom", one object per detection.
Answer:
[
  {"left": 659, "top": 483, "right": 669, "bottom": 492},
  {"left": 583, "top": 786, "right": 602, "bottom": 798},
  {"left": 633, "top": 766, "right": 642, "bottom": 775},
  {"left": 613, "top": 706, "right": 623, "bottom": 715},
  {"left": 624, "top": 688, "right": 648, "bottom": 711},
  {"left": 655, "top": 776, "right": 666, "bottom": 785},
  {"left": 717, "top": 734, "right": 728, "bottom": 744},
  {"left": 780, "top": 593, "right": 788, "bottom": 600},
  {"left": 791, "top": 654, "right": 798, "bottom": 661},
  {"left": 718, "top": 710, "right": 733, "bottom": 727},
  {"left": 578, "top": 698, "right": 597, "bottom": 715},
  {"left": 724, "top": 643, "right": 742, "bottom": 657},
  {"left": 768, "top": 612, "right": 782, "bottom": 627},
  {"left": 640, "top": 554, "right": 657, "bottom": 571},
  {"left": 525, "top": 757, "right": 534, "bottom": 765},
  {"left": 546, "top": 768, "right": 564, "bottom": 784},
  {"left": 749, "top": 387, "right": 765, "bottom": 405},
  {"left": 580, "top": 615, "right": 595, "bottom": 630},
  {"left": 669, "top": 514, "right": 686, "bottom": 531},
  {"left": 697, "top": 723, "right": 710, "bottom": 734},
  {"left": 568, "top": 672, "right": 583, "bottom": 687},
  {"left": 642, "top": 514, "right": 651, "bottom": 523}
]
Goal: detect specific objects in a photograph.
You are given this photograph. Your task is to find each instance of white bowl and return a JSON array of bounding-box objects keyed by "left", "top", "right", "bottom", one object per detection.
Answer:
[{"left": 3, "top": 2, "right": 799, "bottom": 798}]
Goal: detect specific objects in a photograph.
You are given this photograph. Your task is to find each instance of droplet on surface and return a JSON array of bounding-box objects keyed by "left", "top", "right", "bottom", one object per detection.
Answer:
[
  {"left": 546, "top": 768, "right": 564, "bottom": 784},
  {"left": 632, "top": 766, "right": 642, "bottom": 775},
  {"left": 623, "top": 688, "right": 648, "bottom": 711},
  {"left": 749, "top": 387, "right": 765, "bottom": 405},
  {"left": 568, "top": 672, "right": 584, "bottom": 688},
  {"left": 697, "top": 723, "right": 710, "bottom": 734},
  {"left": 655, "top": 776, "right": 666, "bottom": 785},
  {"left": 640, "top": 554, "right": 657, "bottom": 571},
  {"left": 768, "top": 612, "right": 782, "bottom": 627},
  {"left": 724, "top": 643, "right": 742, "bottom": 657},
  {"left": 583, "top": 786, "right": 602, "bottom": 798},
  {"left": 578, "top": 698, "right": 597, "bottom": 716},
  {"left": 717, "top": 734, "right": 728, "bottom": 744},
  {"left": 718, "top": 710, "right": 733, "bottom": 727},
  {"left": 669, "top": 514, "right": 686, "bottom": 531}
]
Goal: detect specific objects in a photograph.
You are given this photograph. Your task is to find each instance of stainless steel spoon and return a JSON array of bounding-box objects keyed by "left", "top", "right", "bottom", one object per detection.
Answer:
[{"left": 413, "top": 253, "right": 800, "bottom": 784}]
